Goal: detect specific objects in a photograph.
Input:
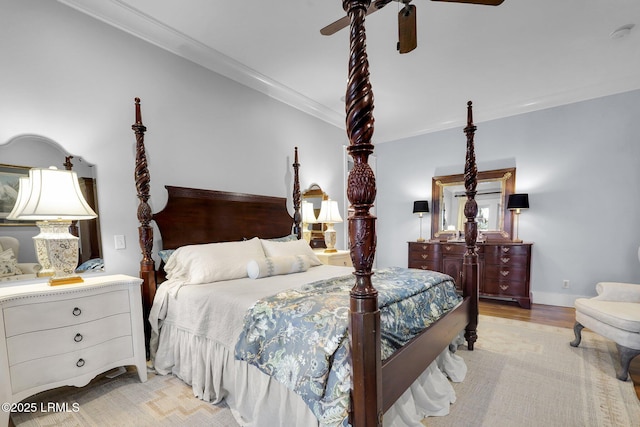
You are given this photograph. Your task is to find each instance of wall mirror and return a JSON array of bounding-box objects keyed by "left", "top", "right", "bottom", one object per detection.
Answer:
[
  {"left": 0, "top": 135, "right": 103, "bottom": 272},
  {"left": 302, "top": 183, "right": 327, "bottom": 248},
  {"left": 431, "top": 167, "right": 516, "bottom": 242}
]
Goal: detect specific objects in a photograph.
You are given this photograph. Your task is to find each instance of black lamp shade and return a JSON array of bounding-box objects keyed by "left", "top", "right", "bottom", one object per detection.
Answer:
[
  {"left": 413, "top": 200, "right": 429, "bottom": 214},
  {"left": 507, "top": 193, "right": 529, "bottom": 210}
]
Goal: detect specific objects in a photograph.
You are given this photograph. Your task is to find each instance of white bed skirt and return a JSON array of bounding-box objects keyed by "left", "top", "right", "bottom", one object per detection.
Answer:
[{"left": 152, "top": 325, "right": 467, "bottom": 427}]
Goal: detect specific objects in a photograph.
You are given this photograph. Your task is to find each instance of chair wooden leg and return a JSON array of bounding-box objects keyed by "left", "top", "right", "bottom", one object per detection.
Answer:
[
  {"left": 616, "top": 343, "right": 640, "bottom": 381},
  {"left": 570, "top": 322, "right": 584, "bottom": 347}
]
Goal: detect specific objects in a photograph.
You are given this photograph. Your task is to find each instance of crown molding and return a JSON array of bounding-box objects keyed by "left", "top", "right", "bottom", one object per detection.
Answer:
[{"left": 58, "top": 0, "right": 344, "bottom": 130}]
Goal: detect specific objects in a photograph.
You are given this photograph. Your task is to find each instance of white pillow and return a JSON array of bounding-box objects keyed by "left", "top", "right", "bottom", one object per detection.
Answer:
[
  {"left": 260, "top": 239, "right": 322, "bottom": 266},
  {"left": 247, "top": 255, "right": 311, "bottom": 279},
  {"left": 164, "top": 237, "right": 265, "bottom": 284},
  {"left": 0, "top": 248, "right": 22, "bottom": 278}
]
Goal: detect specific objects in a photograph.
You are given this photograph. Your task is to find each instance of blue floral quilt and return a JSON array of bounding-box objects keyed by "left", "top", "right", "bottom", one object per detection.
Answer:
[{"left": 234, "top": 267, "right": 462, "bottom": 426}]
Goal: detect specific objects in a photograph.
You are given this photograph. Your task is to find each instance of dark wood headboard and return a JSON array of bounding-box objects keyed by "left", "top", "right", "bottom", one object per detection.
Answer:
[{"left": 154, "top": 186, "right": 296, "bottom": 250}]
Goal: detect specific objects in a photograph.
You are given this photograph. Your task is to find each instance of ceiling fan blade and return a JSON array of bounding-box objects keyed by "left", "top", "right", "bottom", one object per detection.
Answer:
[
  {"left": 431, "top": 0, "right": 504, "bottom": 5},
  {"left": 397, "top": 4, "right": 417, "bottom": 54},
  {"left": 320, "top": 0, "right": 392, "bottom": 36}
]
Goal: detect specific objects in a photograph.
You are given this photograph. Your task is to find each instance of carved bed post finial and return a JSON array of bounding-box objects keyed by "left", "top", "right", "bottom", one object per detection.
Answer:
[
  {"left": 132, "top": 97, "right": 155, "bottom": 353},
  {"left": 292, "top": 147, "right": 302, "bottom": 239},
  {"left": 463, "top": 100, "right": 479, "bottom": 350},
  {"left": 342, "top": 0, "right": 381, "bottom": 425}
]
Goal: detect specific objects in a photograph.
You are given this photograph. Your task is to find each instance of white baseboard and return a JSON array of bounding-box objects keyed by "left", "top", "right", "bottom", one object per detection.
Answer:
[{"left": 530, "top": 291, "right": 591, "bottom": 308}]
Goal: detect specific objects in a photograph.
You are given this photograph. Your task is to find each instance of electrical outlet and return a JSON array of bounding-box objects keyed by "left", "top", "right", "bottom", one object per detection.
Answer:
[
  {"left": 114, "top": 235, "right": 126, "bottom": 250},
  {"left": 562, "top": 279, "right": 570, "bottom": 289}
]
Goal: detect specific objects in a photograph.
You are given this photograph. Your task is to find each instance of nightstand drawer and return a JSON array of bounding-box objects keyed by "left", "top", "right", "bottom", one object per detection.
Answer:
[
  {"left": 9, "top": 335, "right": 134, "bottom": 394},
  {"left": 4, "top": 289, "right": 130, "bottom": 337},
  {"left": 314, "top": 250, "right": 353, "bottom": 267},
  {"left": 7, "top": 313, "right": 133, "bottom": 366}
]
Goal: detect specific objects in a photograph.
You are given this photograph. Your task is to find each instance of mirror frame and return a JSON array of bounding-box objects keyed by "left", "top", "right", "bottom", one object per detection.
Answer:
[
  {"left": 302, "top": 183, "right": 328, "bottom": 248},
  {"left": 431, "top": 167, "right": 516, "bottom": 242}
]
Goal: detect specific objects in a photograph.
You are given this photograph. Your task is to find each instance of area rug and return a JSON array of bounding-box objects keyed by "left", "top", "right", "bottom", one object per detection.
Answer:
[
  {"left": 424, "top": 315, "right": 640, "bottom": 427},
  {"left": 11, "top": 315, "right": 640, "bottom": 426}
]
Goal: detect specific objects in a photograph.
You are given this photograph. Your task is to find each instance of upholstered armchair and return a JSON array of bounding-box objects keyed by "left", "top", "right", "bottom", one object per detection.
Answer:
[
  {"left": 0, "top": 236, "right": 41, "bottom": 282},
  {"left": 571, "top": 282, "right": 640, "bottom": 381}
]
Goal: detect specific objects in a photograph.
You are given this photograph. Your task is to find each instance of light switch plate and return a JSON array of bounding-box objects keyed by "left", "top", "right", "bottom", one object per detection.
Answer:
[{"left": 114, "top": 235, "right": 126, "bottom": 250}]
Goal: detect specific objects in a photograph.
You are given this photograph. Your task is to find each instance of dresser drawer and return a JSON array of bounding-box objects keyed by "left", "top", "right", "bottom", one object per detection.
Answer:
[
  {"left": 409, "top": 250, "right": 437, "bottom": 263},
  {"left": 6, "top": 313, "right": 133, "bottom": 366},
  {"left": 484, "top": 253, "right": 528, "bottom": 266},
  {"left": 484, "top": 244, "right": 530, "bottom": 257},
  {"left": 409, "top": 260, "right": 440, "bottom": 271},
  {"left": 482, "top": 280, "right": 527, "bottom": 297},
  {"left": 4, "top": 289, "right": 130, "bottom": 337},
  {"left": 409, "top": 243, "right": 440, "bottom": 256},
  {"left": 484, "top": 265, "right": 528, "bottom": 282},
  {"left": 9, "top": 335, "right": 134, "bottom": 394},
  {"left": 441, "top": 244, "right": 466, "bottom": 256}
]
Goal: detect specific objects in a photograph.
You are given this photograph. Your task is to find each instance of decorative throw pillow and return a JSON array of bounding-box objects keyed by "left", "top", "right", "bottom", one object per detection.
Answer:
[
  {"left": 164, "top": 237, "right": 266, "bottom": 284},
  {"left": 0, "top": 248, "right": 23, "bottom": 278},
  {"left": 247, "top": 255, "right": 311, "bottom": 279},
  {"left": 158, "top": 249, "right": 176, "bottom": 264},
  {"left": 260, "top": 238, "right": 322, "bottom": 266}
]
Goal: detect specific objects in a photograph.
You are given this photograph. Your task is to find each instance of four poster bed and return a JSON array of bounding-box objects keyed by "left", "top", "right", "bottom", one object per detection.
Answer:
[{"left": 132, "top": 2, "right": 480, "bottom": 425}]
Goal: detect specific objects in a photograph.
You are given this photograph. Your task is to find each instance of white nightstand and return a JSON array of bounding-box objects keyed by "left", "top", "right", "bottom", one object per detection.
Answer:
[
  {"left": 0, "top": 274, "right": 147, "bottom": 426},
  {"left": 314, "top": 249, "right": 353, "bottom": 267}
]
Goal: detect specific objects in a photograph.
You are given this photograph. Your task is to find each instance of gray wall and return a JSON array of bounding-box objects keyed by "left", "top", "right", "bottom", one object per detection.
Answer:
[
  {"left": 376, "top": 90, "right": 640, "bottom": 306},
  {"left": 0, "top": 0, "right": 348, "bottom": 277}
]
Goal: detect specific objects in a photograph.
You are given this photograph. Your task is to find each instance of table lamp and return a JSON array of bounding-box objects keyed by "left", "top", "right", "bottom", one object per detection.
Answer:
[
  {"left": 316, "top": 199, "right": 343, "bottom": 253},
  {"left": 7, "top": 166, "right": 98, "bottom": 285},
  {"left": 507, "top": 193, "right": 529, "bottom": 243},
  {"left": 412, "top": 200, "right": 429, "bottom": 242}
]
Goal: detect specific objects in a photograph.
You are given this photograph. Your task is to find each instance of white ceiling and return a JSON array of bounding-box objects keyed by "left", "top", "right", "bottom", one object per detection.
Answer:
[{"left": 59, "top": 0, "right": 640, "bottom": 143}]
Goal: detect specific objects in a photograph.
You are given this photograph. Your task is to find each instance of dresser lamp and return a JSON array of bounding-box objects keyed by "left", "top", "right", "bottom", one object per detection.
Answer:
[
  {"left": 316, "top": 199, "right": 343, "bottom": 253},
  {"left": 507, "top": 193, "right": 529, "bottom": 243},
  {"left": 7, "top": 167, "right": 98, "bottom": 285},
  {"left": 301, "top": 200, "right": 317, "bottom": 244},
  {"left": 412, "top": 200, "right": 429, "bottom": 242}
]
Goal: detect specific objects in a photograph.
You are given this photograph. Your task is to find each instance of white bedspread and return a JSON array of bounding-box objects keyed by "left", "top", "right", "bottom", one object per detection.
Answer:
[{"left": 149, "top": 264, "right": 467, "bottom": 426}]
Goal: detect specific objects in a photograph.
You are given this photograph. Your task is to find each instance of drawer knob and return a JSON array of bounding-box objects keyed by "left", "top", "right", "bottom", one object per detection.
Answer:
[
  {"left": 500, "top": 270, "right": 510, "bottom": 277},
  {"left": 74, "top": 333, "right": 83, "bottom": 343},
  {"left": 421, "top": 254, "right": 428, "bottom": 259},
  {"left": 500, "top": 284, "right": 509, "bottom": 291},
  {"left": 421, "top": 245, "right": 428, "bottom": 250},
  {"left": 72, "top": 307, "right": 82, "bottom": 316},
  {"left": 76, "top": 358, "right": 85, "bottom": 368},
  {"left": 501, "top": 247, "right": 510, "bottom": 253},
  {"left": 445, "top": 246, "right": 452, "bottom": 251},
  {"left": 501, "top": 257, "right": 510, "bottom": 263}
]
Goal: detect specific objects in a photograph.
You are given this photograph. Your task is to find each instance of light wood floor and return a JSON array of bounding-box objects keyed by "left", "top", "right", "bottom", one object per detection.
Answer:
[{"left": 479, "top": 298, "right": 640, "bottom": 401}]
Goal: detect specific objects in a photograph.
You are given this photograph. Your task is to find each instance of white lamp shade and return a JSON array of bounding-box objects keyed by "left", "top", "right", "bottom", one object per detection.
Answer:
[
  {"left": 317, "top": 199, "right": 343, "bottom": 223},
  {"left": 6, "top": 177, "right": 32, "bottom": 220},
  {"left": 302, "top": 201, "right": 317, "bottom": 224},
  {"left": 10, "top": 167, "right": 97, "bottom": 220}
]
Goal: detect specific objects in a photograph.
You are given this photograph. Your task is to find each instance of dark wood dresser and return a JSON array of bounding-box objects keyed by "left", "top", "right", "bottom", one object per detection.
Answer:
[{"left": 408, "top": 241, "right": 533, "bottom": 308}]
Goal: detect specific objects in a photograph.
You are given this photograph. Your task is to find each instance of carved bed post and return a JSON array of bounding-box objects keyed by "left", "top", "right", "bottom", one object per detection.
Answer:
[
  {"left": 132, "top": 97, "right": 156, "bottom": 353},
  {"left": 292, "top": 147, "right": 302, "bottom": 239},
  {"left": 343, "top": 0, "right": 381, "bottom": 425},
  {"left": 462, "top": 101, "right": 479, "bottom": 350}
]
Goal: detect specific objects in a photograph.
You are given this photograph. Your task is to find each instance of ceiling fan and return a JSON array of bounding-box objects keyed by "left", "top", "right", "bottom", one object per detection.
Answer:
[{"left": 320, "top": 0, "right": 504, "bottom": 54}]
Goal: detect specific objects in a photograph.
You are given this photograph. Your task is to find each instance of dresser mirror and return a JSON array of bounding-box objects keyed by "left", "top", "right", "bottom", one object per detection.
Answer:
[
  {"left": 302, "top": 183, "right": 327, "bottom": 248},
  {"left": 0, "top": 135, "right": 103, "bottom": 274},
  {"left": 431, "top": 167, "right": 516, "bottom": 242}
]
